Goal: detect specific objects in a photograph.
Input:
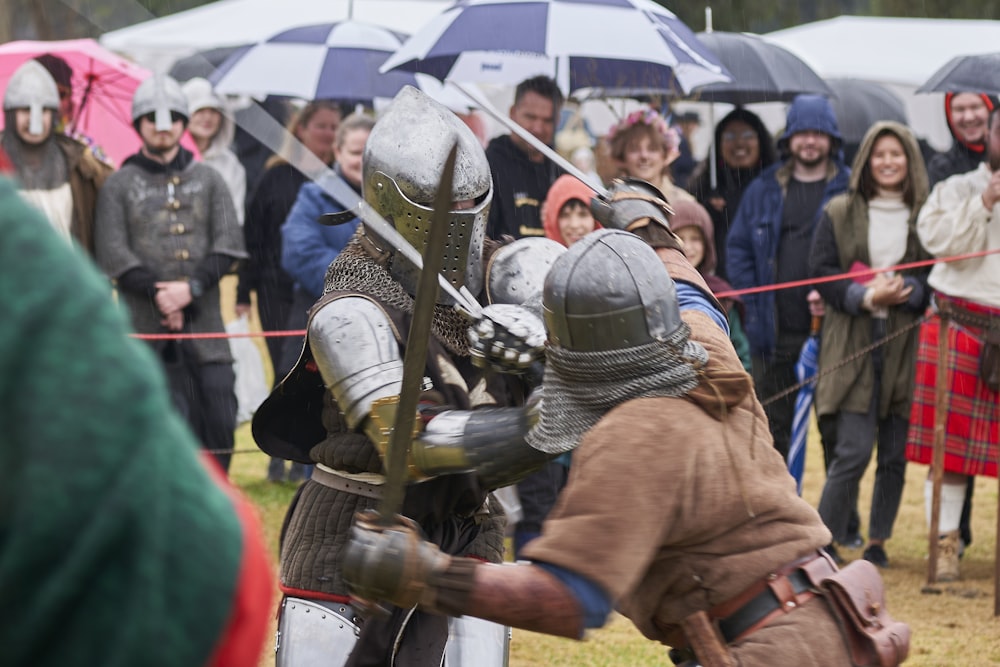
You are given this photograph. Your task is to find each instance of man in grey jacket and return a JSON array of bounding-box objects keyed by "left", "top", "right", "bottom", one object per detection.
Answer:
[{"left": 94, "top": 74, "right": 246, "bottom": 473}]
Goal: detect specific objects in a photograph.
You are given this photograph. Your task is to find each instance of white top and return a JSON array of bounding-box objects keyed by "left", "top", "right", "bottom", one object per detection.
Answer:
[
  {"left": 917, "top": 162, "right": 1000, "bottom": 309},
  {"left": 867, "top": 191, "right": 911, "bottom": 318},
  {"left": 21, "top": 183, "right": 74, "bottom": 245}
]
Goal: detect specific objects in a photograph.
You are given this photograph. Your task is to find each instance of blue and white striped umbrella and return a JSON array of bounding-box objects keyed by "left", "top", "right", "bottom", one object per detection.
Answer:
[
  {"left": 788, "top": 326, "right": 821, "bottom": 495},
  {"left": 210, "top": 21, "right": 418, "bottom": 103},
  {"left": 379, "top": 0, "right": 729, "bottom": 96}
]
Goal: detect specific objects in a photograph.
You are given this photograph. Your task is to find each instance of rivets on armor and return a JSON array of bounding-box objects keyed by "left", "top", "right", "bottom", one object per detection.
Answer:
[
  {"left": 171, "top": 223, "right": 186, "bottom": 234},
  {"left": 175, "top": 249, "right": 190, "bottom": 260},
  {"left": 171, "top": 199, "right": 181, "bottom": 210}
]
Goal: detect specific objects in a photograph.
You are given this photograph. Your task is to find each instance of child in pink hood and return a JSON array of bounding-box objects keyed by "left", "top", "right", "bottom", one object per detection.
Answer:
[
  {"left": 670, "top": 199, "right": 752, "bottom": 372},
  {"left": 542, "top": 174, "right": 602, "bottom": 246}
]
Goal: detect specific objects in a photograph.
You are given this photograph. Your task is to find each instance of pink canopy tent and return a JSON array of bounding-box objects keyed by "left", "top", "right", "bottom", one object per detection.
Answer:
[{"left": 0, "top": 39, "right": 199, "bottom": 167}]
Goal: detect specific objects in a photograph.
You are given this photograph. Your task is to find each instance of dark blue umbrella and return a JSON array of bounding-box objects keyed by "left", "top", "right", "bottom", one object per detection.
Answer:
[
  {"left": 379, "top": 0, "right": 729, "bottom": 96},
  {"left": 788, "top": 317, "right": 821, "bottom": 494},
  {"left": 210, "top": 20, "right": 418, "bottom": 104}
]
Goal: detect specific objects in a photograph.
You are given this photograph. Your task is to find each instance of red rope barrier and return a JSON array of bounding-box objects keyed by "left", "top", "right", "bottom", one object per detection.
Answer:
[
  {"left": 130, "top": 246, "right": 1000, "bottom": 341},
  {"left": 715, "top": 246, "right": 1000, "bottom": 299}
]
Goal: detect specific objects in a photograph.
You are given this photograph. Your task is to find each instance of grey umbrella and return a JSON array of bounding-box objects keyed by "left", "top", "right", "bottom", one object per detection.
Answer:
[
  {"left": 168, "top": 45, "right": 249, "bottom": 83},
  {"left": 690, "top": 31, "right": 833, "bottom": 104},
  {"left": 826, "top": 78, "right": 908, "bottom": 165},
  {"left": 917, "top": 52, "right": 1000, "bottom": 96}
]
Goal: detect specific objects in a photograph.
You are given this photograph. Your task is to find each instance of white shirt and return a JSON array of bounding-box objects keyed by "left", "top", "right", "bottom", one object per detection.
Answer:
[{"left": 917, "top": 162, "right": 1000, "bottom": 309}]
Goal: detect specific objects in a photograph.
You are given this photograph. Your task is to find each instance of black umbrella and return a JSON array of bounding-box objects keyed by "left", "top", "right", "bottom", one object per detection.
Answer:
[
  {"left": 169, "top": 45, "right": 249, "bottom": 83},
  {"left": 917, "top": 52, "right": 1000, "bottom": 96},
  {"left": 689, "top": 31, "right": 833, "bottom": 104},
  {"left": 826, "top": 78, "right": 908, "bottom": 164}
]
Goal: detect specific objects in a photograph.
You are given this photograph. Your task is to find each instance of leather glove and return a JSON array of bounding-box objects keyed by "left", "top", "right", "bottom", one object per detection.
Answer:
[
  {"left": 468, "top": 303, "right": 546, "bottom": 374},
  {"left": 342, "top": 510, "right": 452, "bottom": 612}
]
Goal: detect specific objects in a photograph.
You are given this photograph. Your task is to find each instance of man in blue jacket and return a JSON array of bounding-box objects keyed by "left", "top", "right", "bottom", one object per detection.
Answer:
[{"left": 727, "top": 95, "right": 850, "bottom": 463}]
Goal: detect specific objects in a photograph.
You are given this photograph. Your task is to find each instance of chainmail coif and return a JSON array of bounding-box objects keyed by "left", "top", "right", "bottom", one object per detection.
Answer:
[
  {"left": 323, "top": 236, "right": 473, "bottom": 356},
  {"left": 526, "top": 322, "right": 708, "bottom": 455}
]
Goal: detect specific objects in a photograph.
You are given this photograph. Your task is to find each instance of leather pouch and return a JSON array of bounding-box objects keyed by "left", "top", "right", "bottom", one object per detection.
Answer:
[
  {"left": 978, "top": 328, "right": 1000, "bottom": 393},
  {"left": 814, "top": 560, "right": 910, "bottom": 667}
]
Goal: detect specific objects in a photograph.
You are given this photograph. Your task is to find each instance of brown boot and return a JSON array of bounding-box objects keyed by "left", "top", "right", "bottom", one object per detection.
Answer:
[{"left": 936, "top": 531, "right": 960, "bottom": 582}]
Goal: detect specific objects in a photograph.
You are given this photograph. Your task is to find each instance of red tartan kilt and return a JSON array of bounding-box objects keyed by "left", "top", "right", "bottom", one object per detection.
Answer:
[{"left": 906, "top": 305, "right": 1000, "bottom": 478}]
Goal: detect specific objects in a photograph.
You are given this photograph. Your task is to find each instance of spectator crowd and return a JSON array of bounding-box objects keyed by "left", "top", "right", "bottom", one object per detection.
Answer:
[{"left": 2, "top": 45, "right": 999, "bottom": 665}]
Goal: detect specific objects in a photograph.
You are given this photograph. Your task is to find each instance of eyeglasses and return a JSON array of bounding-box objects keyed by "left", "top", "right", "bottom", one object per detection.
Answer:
[
  {"left": 140, "top": 111, "right": 186, "bottom": 125},
  {"left": 721, "top": 130, "right": 758, "bottom": 143}
]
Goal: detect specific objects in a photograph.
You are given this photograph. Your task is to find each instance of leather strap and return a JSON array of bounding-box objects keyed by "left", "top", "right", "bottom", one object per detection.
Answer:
[
  {"left": 712, "top": 551, "right": 837, "bottom": 644},
  {"left": 716, "top": 569, "right": 814, "bottom": 642},
  {"left": 310, "top": 464, "right": 384, "bottom": 499}
]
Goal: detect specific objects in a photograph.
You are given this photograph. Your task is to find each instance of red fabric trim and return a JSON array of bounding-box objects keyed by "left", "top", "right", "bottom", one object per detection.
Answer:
[
  {"left": 0, "top": 147, "right": 12, "bottom": 175},
  {"left": 279, "top": 584, "right": 353, "bottom": 605},
  {"left": 202, "top": 455, "right": 276, "bottom": 667}
]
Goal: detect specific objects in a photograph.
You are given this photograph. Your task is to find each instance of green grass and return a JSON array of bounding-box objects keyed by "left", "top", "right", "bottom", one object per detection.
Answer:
[{"left": 230, "top": 416, "right": 1000, "bottom": 666}]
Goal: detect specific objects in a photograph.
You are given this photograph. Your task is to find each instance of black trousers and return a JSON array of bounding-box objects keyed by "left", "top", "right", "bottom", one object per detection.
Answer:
[{"left": 163, "top": 344, "right": 238, "bottom": 473}]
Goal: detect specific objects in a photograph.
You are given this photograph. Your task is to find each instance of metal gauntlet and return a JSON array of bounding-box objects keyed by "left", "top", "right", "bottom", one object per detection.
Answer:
[{"left": 411, "top": 396, "right": 553, "bottom": 489}]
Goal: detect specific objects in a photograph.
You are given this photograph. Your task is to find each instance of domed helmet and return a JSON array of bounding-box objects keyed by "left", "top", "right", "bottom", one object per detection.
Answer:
[
  {"left": 363, "top": 85, "right": 492, "bottom": 301},
  {"left": 527, "top": 228, "right": 705, "bottom": 456},
  {"left": 4, "top": 60, "right": 60, "bottom": 137},
  {"left": 131, "top": 74, "right": 188, "bottom": 132},
  {"left": 543, "top": 228, "right": 683, "bottom": 352}
]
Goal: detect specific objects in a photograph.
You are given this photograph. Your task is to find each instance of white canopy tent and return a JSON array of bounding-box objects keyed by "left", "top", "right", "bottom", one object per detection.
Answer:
[
  {"left": 99, "top": 0, "right": 451, "bottom": 73},
  {"left": 764, "top": 16, "right": 1000, "bottom": 150}
]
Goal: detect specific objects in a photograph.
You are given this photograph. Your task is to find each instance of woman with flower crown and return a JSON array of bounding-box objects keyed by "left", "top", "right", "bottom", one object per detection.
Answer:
[{"left": 607, "top": 108, "right": 695, "bottom": 206}]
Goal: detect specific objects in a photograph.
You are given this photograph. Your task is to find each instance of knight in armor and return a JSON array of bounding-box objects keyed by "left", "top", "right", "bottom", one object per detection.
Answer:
[
  {"left": 94, "top": 74, "right": 245, "bottom": 473},
  {"left": 252, "top": 85, "right": 566, "bottom": 666},
  {"left": 341, "top": 188, "right": 909, "bottom": 664},
  {"left": 1, "top": 59, "right": 112, "bottom": 256}
]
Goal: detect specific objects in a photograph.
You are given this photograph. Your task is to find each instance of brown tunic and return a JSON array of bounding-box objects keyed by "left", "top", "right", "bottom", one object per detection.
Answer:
[{"left": 522, "top": 310, "right": 849, "bottom": 665}]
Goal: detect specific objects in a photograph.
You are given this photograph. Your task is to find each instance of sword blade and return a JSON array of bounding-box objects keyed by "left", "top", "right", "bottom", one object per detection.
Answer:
[
  {"left": 377, "top": 142, "right": 459, "bottom": 523},
  {"left": 449, "top": 80, "right": 606, "bottom": 196}
]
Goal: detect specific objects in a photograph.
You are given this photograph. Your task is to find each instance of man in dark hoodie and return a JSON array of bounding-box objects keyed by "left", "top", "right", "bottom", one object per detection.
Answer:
[
  {"left": 94, "top": 73, "right": 246, "bottom": 474},
  {"left": 927, "top": 92, "right": 997, "bottom": 187},
  {"left": 727, "top": 95, "right": 851, "bottom": 468},
  {"left": 485, "top": 75, "right": 564, "bottom": 239}
]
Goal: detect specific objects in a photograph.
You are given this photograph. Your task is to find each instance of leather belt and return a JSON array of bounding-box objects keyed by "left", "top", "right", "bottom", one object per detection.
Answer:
[
  {"left": 709, "top": 551, "right": 837, "bottom": 644},
  {"left": 310, "top": 465, "right": 383, "bottom": 499},
  {"left": 716, "top": 568, "right": 814, "bottom": 642}
]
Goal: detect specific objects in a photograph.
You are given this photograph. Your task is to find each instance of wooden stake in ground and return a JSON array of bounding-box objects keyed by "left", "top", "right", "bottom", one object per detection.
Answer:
[{"left": 927, "top": 313, "right": 949, "bottom": 585}]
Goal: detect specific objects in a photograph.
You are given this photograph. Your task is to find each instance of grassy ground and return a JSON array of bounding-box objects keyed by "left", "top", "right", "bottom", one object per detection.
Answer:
[{"left": 229, "top": 419, "right": 1000, "bottom": 667}]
